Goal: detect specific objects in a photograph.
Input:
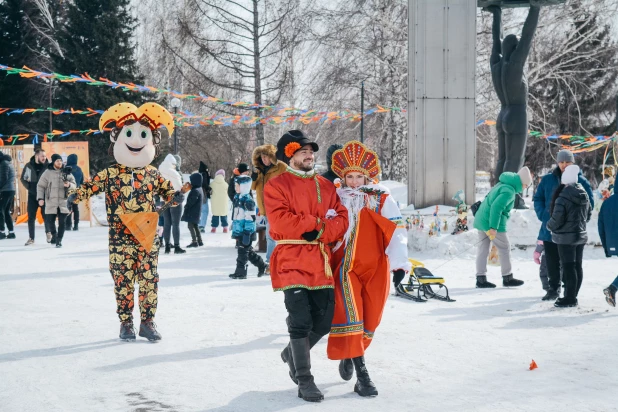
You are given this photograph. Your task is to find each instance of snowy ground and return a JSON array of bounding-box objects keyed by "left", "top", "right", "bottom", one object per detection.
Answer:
[{"left": 1, "top": 223, "right": 618, "bottom": 412}]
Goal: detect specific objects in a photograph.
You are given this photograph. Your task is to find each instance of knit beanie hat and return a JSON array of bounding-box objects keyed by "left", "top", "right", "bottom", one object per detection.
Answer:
[
  {"left": 517, "top": 166, "right": 532, "bottom": 187},
  {"left": 562, "top": 165, "right": 580, "bottom": 185},
  {"left": 557, "top": 150, "right": 575, "bottom": 164},
  {"left": 51, "top": 154, "right": 63, "bottom": 164},
  {"left": 215, "top": 169, "right": 225, "bottom": 178},
  {"left": 237, "top": 163, "right": 249, "bottom": 174}
]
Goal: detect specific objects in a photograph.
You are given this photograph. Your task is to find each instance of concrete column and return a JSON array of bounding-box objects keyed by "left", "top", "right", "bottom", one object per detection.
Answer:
[{"left": 408, "top": 0, "right": 476, "bottom": 208}]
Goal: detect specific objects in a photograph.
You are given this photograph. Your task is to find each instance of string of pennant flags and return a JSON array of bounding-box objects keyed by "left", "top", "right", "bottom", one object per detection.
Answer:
[{"left": 0, "top": 63, "right": 405, "bottom": 119}]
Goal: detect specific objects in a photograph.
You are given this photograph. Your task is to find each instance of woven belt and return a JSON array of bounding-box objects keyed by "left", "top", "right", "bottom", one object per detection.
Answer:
[{"left": 276, "top": 239, "right": 333, "bottom": 278}]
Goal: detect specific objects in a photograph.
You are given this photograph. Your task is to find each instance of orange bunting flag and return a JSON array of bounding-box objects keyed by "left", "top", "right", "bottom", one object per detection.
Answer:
[{"left": 529, "top": 360, "right": 538, "bottom": 370}]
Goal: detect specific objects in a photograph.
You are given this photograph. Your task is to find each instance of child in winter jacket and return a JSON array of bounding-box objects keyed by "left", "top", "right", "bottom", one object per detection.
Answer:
[
  {"left": 547, "top": 165, "right": 592, "bottom": 308},
  {"left": 182, "top": 172, "right": 204, "bottom": 248},
  {"left": 210, "top": 169, "right": 229, "bottom": 232},
  {"left": 599, "top": 191, "right": 618, "bottom": 307},
  {"left": 229, "top": 175, "right": 266, "bottom": 279}
]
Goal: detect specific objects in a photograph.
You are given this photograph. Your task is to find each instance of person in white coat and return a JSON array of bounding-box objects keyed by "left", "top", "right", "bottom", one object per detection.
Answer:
[
  {"left": 158, "top": 154, "right": 185, "bottom": 254},
  {"left": 210, "top": 169, "right": 230, "bottom": 233}
]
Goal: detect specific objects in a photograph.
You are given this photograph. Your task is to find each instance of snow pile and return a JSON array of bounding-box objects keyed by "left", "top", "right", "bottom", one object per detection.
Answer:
[
  {"left": 380, "top": 180, "right": 408, "bottom": 208},
  {"left": 406, "top": 207, "right": 602, "bottom": 256}
]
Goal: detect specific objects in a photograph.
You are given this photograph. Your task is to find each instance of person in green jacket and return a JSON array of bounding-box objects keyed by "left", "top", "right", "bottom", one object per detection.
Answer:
[{"left": 474, "top": 167, "right": 532, "bottom": 288}]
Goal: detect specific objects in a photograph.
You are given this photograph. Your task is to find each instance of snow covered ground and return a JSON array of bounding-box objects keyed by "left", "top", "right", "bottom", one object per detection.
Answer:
[{"left": 1, "top": 222, "right": 618, "bottom": 412}]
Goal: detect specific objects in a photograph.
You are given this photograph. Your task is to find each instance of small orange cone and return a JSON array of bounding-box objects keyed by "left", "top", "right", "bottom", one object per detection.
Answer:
[{"left": 529, "top": 360, "right": 538, "bottom": 370}]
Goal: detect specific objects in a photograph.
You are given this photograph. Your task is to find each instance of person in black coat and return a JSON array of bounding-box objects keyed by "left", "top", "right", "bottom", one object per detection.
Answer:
[
  {"left": 65, "top": 154, "right": 84, "bottom": 231},
  {"left": 547, "top": 165, "right": 592, "bottom": 308},
  {"left": 599, "top": 191, "right": 618, "bottom": 307},
  {"left": 0, "top": 153, "right": 16, "bottom": 239},
  {"left": 321, "top": 144, "right": 343, "bottom": 183},
  {"left": 198, "top": 161, "right": 211, "bottom": 232},
  {"left": 182, "top": 172, "right": 204, "bottom": 248},
  {"left": 20, "top": 148, "right": 52, "bottom": 244}
]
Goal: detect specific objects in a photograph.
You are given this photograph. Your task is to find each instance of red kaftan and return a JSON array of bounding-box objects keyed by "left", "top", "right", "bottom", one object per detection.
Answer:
[{"left": 263, "top": 167, "right": 348, "bottom": 291}]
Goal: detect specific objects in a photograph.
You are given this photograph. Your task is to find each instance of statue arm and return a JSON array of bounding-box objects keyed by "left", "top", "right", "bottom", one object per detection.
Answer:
[
  {"left": 511, "top": 6, "right": 540, "bottom": 66},
  {"left": 490, "top": 7, "right": 502, "bottom": 65}
]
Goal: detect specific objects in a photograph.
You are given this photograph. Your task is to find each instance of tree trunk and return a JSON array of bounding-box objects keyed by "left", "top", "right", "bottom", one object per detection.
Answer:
[{"left": 253, "top": 0, "right": 264, "bottom": 146}]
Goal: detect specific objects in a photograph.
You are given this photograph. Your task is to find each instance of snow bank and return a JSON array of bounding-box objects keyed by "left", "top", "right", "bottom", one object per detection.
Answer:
[{"left": 405, "top": 207, "right": 602, "bottom": 257}]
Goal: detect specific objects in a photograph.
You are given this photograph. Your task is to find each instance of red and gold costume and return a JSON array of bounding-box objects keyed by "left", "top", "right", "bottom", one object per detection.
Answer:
[
  {"left": 263, "top": 167, "right": 348, "bottom": 291},
  {"left": 327, "top": 141, "right": 411, "bottom": 360}
]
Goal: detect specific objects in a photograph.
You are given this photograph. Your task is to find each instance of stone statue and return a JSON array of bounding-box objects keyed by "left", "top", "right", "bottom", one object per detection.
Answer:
[{"left": 487, "top": 4, "right": 540, "bottom": 208}]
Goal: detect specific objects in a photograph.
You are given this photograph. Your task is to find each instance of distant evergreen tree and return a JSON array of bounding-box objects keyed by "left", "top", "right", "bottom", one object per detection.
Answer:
[
  {"left": 53, "top": 0, "right": 144, "bottom": 172},
  {"left": 0, "top": 0, "right": 51, "bottom": 136}
]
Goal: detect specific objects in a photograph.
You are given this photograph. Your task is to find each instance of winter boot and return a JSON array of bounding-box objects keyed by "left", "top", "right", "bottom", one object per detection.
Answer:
[
  {"left": 476, "top": 275, "right": 496, "bottom": 288},
  {"left": 119, "top": 322, "right": 136, "bottom": 341},
  {"left": 55, "top": 238, "right": 63, "bottom": 248},
  {"left": 0, "top": 232, "right": 6, "bottom": 240},
  {"left": 554, "top": 297, "right": 578, "bottom": 308},
  {"left": 7, "top": 232, "right": 15, "bottom": 239},
  {"left": 138, "top": 320, "right": 162, "bottom": 341},
  {"left": 211, "top": 227, "right": 217, "bottom": 233},
  {"left": 223, "top": 227, "right": 229, "bottom": 234},
  {"left": 502, "top": 274, "right": 524, "bottom": 287},
  {"left": 25, "top": 238, "right": 34, "bottom": 246},
  {"left": 339, "top": 359, "right": 354, "bottom": 381},
  {"left": 46, "top": 232, "right": 52, "bottom": 243},
  {"left": 604, "top": 285, "right": 617, "bottom": 308},
  {"left": 289, "top": 337, "right": 324, "bottom": 402},
  {"left": 73, "top": 223, "right": 78, "bottom": 231},
  {"left": 229, "top": 265, "right": 248, "bottom": 279},
  {"left": 281, "top": 332, "right": 322, "bottom": 384},
  {"left": 174, "top": 245, "right": 186, "bottom": 254},
  {"left": 352, "top": 356, "right": 378, "bottom": 397},
  {"left": 164, "top": 244, "right": 171, "bottom": 254},
  {"left": 186, "top": 241, "right": 199, "bottom": 248},
  {"left": 542, "top": 289, "right": 559, "bottom": 301},
  {"left": 50, "top": 234, "right": 57, "bottom": 245},
  {"left": 249, "top": 249, "right": 267, "bottom": 277},
  {"left": 198, "top": 239, "right": 204, "bottom": 247}
]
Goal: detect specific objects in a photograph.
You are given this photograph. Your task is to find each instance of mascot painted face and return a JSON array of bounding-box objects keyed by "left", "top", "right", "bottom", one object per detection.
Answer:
[{"left": 100, "top": 102, "right": 175, "bottom": 168}]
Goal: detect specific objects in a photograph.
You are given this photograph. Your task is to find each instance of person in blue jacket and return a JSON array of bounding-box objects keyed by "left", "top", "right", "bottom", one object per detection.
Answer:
[
  {"left": 600, "top": 191, "right": 618, "bottom": 307},
  {"left": 533, "top": 149, "right": 593, "bottom": 301},
  {"left": 65, "top": 154, "right": 84, "bottom": 231}
]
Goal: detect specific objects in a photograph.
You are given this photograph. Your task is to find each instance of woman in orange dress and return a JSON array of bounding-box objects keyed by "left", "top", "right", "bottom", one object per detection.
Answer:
[{"left": 327, "top": 140, "right": 411, "bottom": 397}]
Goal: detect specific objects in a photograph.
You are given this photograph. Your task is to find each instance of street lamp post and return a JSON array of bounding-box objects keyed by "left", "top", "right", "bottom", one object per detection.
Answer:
[{"left": 171, "top": 98, "right": 181, "bottom": 154}]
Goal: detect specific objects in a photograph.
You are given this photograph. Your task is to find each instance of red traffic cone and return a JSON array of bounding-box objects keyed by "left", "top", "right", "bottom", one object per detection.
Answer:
[{"left": 529, "top": 360, "right": 538, "bottom": 370}]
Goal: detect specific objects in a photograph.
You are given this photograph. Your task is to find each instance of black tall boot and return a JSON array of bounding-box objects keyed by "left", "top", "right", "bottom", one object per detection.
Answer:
[
  {"left": 289, "top": 337, "right": 324, "bottom": 402},
  {"left": 281, "top": 332, "right": 322, "bottom": 384},
  {"left": 230, "top": 246, "right": 249, "bottom": 279},
  {"left": 339, "top": 359, "right": 354, "bottom": 381},
  {"left": 352, "top": 356, "right": 378, "bottom": 397},
  {"left": 555, "top": 263, "right": 578, "bottom": 308},
  {"left": 248, "top": 248, "right": 267, "bottom": 277}
]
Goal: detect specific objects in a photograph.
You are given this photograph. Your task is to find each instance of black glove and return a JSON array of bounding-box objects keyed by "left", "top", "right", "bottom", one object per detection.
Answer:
[
  {"left": 173, "top": 191, "right": 185, "bottom": 204},
  {"left": 251, "top": 171, "right": 258, "bottom": 181},
  {"left": 301, "top": 230, "right": 319, "bottom": 242},
  {"left": 393, "top": 269, "right": 406, "bottom": 287},
  {"left": 67, "top": 193, "right": 77, "bottom": 205}
]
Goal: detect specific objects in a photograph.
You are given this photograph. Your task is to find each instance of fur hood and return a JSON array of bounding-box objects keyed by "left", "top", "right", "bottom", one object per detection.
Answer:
[{"left": 252, "top": 144, "right": 279, "bottom": 169}]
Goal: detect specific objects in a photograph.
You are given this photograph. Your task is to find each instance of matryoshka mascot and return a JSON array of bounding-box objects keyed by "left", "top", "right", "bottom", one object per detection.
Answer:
[{"left": 71, "top": 102, "right": 183, "bottom": 342}]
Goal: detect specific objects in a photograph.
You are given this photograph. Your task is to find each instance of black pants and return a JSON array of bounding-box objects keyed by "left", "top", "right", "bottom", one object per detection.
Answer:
[
  {"left": 188, "top": 222, "right": 202, "bottom": 243},
  {"left": 283, "top": 288, "right": 335, "bottom": 340},
  {"left": 543, "top": 241, "right": 562, "bottom": 291},
  {"left": 557, "top": 244, "right": 584, "bottom": 299},
  {"left": 65, "top": 203, "right": 79, "bottom": 227},
  {"left": 0, "top": 191, "right": 15, "bottom": 232},
  {"left": 235, "top": 240, "right": 264, "bottom": 273},
  {"left": 27, "top": 195, "right": 51, "bottom": 240},
  {"left": 46, "top": 208, "right": 67, "bottom": 241}
]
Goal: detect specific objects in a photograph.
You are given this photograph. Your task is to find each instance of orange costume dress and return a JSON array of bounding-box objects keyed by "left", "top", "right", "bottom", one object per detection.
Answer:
[
  {"left": 264, "top": 167, "right": 348, "bottom": 291},
  {"left": 326, "top": 143, "right": 411, "bottom": 360}
]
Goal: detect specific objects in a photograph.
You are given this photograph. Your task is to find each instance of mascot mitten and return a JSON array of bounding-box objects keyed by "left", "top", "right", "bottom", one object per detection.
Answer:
[{"left": 72, "top": 102, "right": 180, "bottom": 342}]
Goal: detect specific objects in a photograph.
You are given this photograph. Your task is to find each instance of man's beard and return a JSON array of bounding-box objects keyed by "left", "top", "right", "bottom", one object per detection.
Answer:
[{"left": 291, "top": 158, "right": 314, "bottom": 172}]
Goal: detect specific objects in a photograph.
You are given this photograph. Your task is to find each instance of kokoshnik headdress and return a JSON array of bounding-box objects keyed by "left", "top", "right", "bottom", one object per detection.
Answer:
[
  {"left": 331, "top": 140, "right": 381, "bottom": 180},
  {"left": 99, "top": 102, "right": 175, "bottom": 135}
]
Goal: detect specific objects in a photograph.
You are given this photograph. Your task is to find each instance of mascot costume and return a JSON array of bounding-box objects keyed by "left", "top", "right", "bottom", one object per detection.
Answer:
[{"left": 71, "top": 102, "right": 184, "bottom": 342}]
